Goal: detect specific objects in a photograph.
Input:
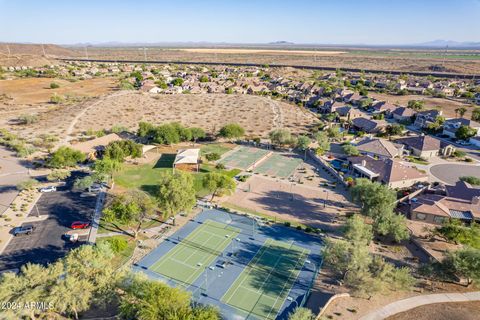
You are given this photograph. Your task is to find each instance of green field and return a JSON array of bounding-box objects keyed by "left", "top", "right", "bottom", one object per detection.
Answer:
[
  {"left": 149, "top": 220, "right": 240, "bottom": 286},
  {"left": 96, "top": 235, "right": 136, "bottom": 268},
  {"left": 220, "top": 146, "right": 270, "bottom": 170},
  {"left": 221, "top": 239, "right": 309, "bottom": 320},
  {"left": 253, "top": 153, "right": 302, "bottom": 178},
  {"left": 115, "top": 154, "right": 240, "bottom": 198}
]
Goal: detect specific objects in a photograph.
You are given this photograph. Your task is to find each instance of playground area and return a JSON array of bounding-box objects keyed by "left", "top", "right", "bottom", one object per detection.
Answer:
[
  {"left": 219, "top": 146, "right": 271, "bottom": 170},
  {"left": 134, "top": 209, "right": 322, "bottom": 320},
  {"left": 253, "top": 153, "right": 302, "bottom": 179}
]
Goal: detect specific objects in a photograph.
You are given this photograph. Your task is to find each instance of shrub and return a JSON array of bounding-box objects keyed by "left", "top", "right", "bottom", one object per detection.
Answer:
[
  {"left": 17, "top": 114, "right": 38, "bottom": 125},
  {"left": 296, "top": 225, "right": 302, "bottom": 230},
  {"left": 16, "top": 179, "right": 39, "bottom": 191},
  {"left": 460, "top": 176, "right": 480, "bottom": 186},
  {"left": 215, "top": 163, "right": 226, "bottom": 170},
  {"left": 50, "top": 82, "right": 60, "bottom": 89},
  {"left": 49, "top": 93, "right": 64, "bottom": 104},
  {"left": 205, "top": 152, "right": 220, "bottom": 161},
  {"left": 305, "top": 226, "right": 313, "bottom": 233},
  {"left": 284, "top": 221, "right": 291, "bottom": 227}
]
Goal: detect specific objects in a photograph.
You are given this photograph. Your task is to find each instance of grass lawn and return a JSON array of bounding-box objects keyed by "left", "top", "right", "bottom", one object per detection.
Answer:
[
  {"left": 115, "top": 155, "right": 242, "bottom": 199},
  {"left": 97, "top": 235, "right": 136, "bottom": 268},
  {"left": 200, "top": 143, "right": 235, "bottom": 157}
]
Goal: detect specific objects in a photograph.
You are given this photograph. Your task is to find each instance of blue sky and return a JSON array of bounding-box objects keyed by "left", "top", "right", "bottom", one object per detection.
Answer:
[{"left": 1, "top": 0, "right": 479, "bottom": 45}]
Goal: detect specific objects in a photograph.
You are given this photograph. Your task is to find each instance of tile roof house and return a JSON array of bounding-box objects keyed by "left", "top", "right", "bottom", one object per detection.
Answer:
[
  {"left": 469, "top": 135, "right": 480, "bottom": 148},
  {"left": 445, "top": 180, "right": 480, "bottom": 201},
  {"left": 320, "top": 100, "right": 346, "bottom": 114},
  {"left": 347, "top": 155, "right": 428, "bottom": 189},
  {"left": 413, "top": 110, "right": 443, "bottom": 129},
  {"left": 372, "top": 101, "right": 398, "bottom": 114},
  {"left": 410, "top": 194, "right": 480, "bottom": 225},
  {"left": 351, "top": 117, "right": 387, "bottom": 133},
  {"left": 391, "top": 107, "right": 416, "bottom": 122},
  {"left": 443, "top": 118, "right": 480, "bottom": 138},
  {"left": 355, "top": 138, "right": 404, "bottom": 159},
  {"left": 395, "top": 135, "right": 455, "bottom": 158}
]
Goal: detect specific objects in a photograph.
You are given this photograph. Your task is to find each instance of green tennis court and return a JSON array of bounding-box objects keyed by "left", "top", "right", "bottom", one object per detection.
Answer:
[
  {"left": 220, "top": 146, "right": 270, "bottom": 170},
  {"left": 149, "top": 220, "right": 240, "bottom": 286},
  {"left": 221, "top": 239, "right": 309, "bottom": 320},
  {"left": 253, "top": 153, "right": 302, "bottom": 178}
]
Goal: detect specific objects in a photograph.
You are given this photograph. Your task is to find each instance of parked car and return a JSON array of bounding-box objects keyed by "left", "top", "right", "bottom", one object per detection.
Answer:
[
  {"left": 39, "top": 186, "right": 56, "bottom": 193},
  {"left": 70, "top": 221, "right": 90, "bottom": 229},
  {"left": 458, "top": 140, "right": 471, "bottom": 146},
  {"left": 13, "top": 224, "right": 35, "bottom": 236}
]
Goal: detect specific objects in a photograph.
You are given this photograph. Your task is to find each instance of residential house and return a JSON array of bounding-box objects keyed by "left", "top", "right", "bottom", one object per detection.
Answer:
[
  {"left": 413, "top": 110, "right": 443, "bottom": 129},
  {"left": 407, "top": 87, "right": 426, "bottom": 95},
  {"left": 391, "top": 107, "right": 416, "bottom": 122},
  {"left": 355, "top": 138, "right": 404, "bottom": 159},
  {"left": 372, "top": 101, "right": 398, "bottom": 115},
  {"left": 320, "top": 100, "right": 346, "bottom": 114},
  {"left": 475, "top": 93, "right": 480, "bottom": 105},
  {"left": 442, "top": 118, "right": 480, "bottom": 138},
  {"left": 347, "top": 155, "right": 428, "bottom": 189},
  {"left": 343, "top": 92, "right": 364, "bottom": 105},
  {"left": 396, "top": 135, "right": 455, "bottom": 158},
  {"left": 410, "top": 194, "right": 480, "bottom": 225},
  {"left": 351, "top": 117, "right": 387, "bottom": 133}
]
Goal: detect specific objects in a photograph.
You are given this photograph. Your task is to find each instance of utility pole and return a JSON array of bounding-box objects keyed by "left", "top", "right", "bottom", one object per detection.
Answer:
[
  {"left": 84, "top": 46, "right": 89, "bottom": 60},
  {"left": 143, "top": 47, "right": 147, "bottom": 61},
  {"left": 442, "top": 45, "right": 448, "bottom": 69},
  {"left": 41, "top": 44, "right": 46, "bottom": 56},
  {"left": 6, "top": 44, "right": 10, "bottom": 57}
]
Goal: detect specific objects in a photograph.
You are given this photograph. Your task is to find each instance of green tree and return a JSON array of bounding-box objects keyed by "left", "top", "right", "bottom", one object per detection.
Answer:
[
  {"left": 137, "top": 121, "right": 155, "bottom": 138},
  {"left": 351, "top": 179, "right": 409, "bottom": 242},
  {"left": 219, "top": 123, "right": 245, "bottom": 140},
  {"left": 288, "top": 307, "right": 315, "bottom": 320},
  {"left": 47, "top": 146, "right": 86, "bottom": 168},
  {"left": 443, "top": 247, "right": 480, "bottom": 286},
  {"left": 344, "top": 215, "right": 373, "bottom": 245},
  {"left": 314, "top": 131, "right": 330, "bottom": 155},
  {"left": 47, "top": 169, "right": 71, "bottom": 181},
  {"left": 92, "top": 157, "right": 123, "bottom": 183},
  {"left": 472, "top": 108, "right": 480, "bottom": 121},
  {"left": 205, "top": 152, "right": 221, "bottom": 162},
  {"left": 202, "top": 172, "right": 236, "bottom": 201},
  {"left": 171, "top": 78, "right": 184, "bottom": 86},
  {"left": 296, "top": 135, "right": 311, "bottom": 159},
  {"left": 342, "top": 144, "right": 359, "bottom": 156},
  {"left": 269, "top": 129, "right": 295, "bottom": 147},
  {"left": 455, "top": 107, "right": 467, "bottom": 118},
  {"left": 118, "top": 274, "right": 220, "bottom": 320},
  {"left": 156, "top": 171, "right": 196, "bottom": 219},
  {"left": 104, "top": 140, "right": 142, "bottom": 162},
  {"left": 103, "top": 190, "right": 156, "bottom": 238},
  {"left": 407, "top": 100, "right": 424, "bottom": 111},
  {"left": 190, "top": 127, "right": 206, "bottom": 144},
  {"left": 455, "top": 125, "right": 476, "bottom": 140},
  {"left": 73, "top": 175, "right": 95, "bottom": 191},
  {"left": 386, "top": 124, "right": 405, "bottom": 136}
]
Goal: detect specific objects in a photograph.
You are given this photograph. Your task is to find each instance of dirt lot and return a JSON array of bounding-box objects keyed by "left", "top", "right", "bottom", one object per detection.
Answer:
[
  {"left": 178, "top": 48, "right": 346, "bottom": 56},
  {"left": 0, "top": 77, "right": 117, "bottom": 105},
  {"left": 72, "top": 92, "right": 318, "bottom": 137},
  {"left": 369, "top": 92, "right": 474, "bottom": 118},
  {"left": 70, "top": 47, "right": 480, "bottom": 74},
  {"left": 387, "top": 301, "right": 480, "bottom": 320},
  {"left": 221, "top": 158, "right": 354, "bottom": 232}
]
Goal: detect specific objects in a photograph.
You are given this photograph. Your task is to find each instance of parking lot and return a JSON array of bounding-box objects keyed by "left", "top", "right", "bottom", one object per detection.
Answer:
[{"left": 0, "top": 172, "right": 98, "bottom": 271}]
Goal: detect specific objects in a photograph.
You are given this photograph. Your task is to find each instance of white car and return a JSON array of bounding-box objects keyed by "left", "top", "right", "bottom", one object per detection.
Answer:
[{"left": 39, "top": 186, "right": 56, "bottom": 193}]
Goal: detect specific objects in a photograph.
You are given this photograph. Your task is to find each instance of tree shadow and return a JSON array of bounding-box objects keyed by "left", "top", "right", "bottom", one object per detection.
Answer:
[{"left": 154, "top": 153, "right": 176, "bottom": 168}]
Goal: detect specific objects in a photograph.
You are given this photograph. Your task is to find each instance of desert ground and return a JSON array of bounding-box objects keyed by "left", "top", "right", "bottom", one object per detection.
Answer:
[
  {"left": 387, "top": 301, "right": 480, "bottom": 320},
  {"left": 369, "top": 92, "right": 475, "bottom": 118},
  {"left": 71, "top": 93, "right": 318, "bottom": 137},
  {"left": 68, "top": 47, "right": 480, "bottom": 74},
  {"left": 178, "top": 48, "right": 346, "bottom": 55}
]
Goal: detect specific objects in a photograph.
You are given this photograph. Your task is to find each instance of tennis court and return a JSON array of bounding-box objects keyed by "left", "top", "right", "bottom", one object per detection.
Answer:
[
  {"left": 220, "top": 146, "right": 271, "bottom": 170},
  {"left": 149, "top": 220, "right": 240, "bottom": 287},
  {"left": 222, "top": 238, "right": 309, "bottom": 320},
  {"left": 253, "top": 153, "right": 302, "bottom": 178}
]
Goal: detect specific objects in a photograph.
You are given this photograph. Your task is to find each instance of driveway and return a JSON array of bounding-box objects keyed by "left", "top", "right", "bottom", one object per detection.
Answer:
[
  {"left": 0, "top": 172, "right": 97, "bottom": 271},
  {"left": 0, "top": 147, "right": 30, "bottom": 214},
  {"left": 430, "top": 163, "right": 480, "bottom": 185}
]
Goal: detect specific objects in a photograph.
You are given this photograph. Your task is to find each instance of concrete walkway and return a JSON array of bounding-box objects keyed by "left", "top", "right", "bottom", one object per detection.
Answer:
[
  {"left": 87, "top": 191, "right": 106, "bottom": 244},
  {"left": 360, "top": 291, "right": 480, "bottom": 320}
]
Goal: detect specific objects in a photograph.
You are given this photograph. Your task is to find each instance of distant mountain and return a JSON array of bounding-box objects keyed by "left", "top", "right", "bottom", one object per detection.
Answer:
[
  {"left": 415, "top": 40, "right": 480, "bottom": 48},
  {"left": 268, "top": 41, "right": 295, "bottom": 45}
]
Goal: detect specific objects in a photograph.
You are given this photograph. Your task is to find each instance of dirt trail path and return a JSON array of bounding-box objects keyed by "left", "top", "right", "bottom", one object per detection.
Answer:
[
  {"left": 268, "top": 99, "right": 284, "bottom": 129},
  {"left": 62, "top": 90, "right": 129, "bottom": 145}
]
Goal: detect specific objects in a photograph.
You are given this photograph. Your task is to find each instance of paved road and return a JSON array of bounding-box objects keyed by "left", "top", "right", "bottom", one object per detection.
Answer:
[
  {"left": 0, "top": 173, "right": 97, "bottom": 271},
  {"left": 430, "top": 163, "right": 480, "bottom": 184},
  {"left": 0, "top": 147, "right": 29, "bottom": 214},
  {"left": 360, "top": 291, "right": 480, "bottom": 320}
]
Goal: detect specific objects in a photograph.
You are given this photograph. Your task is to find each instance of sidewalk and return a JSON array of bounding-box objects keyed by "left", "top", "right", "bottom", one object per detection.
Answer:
[
  {"left": 87, "top": 191, "right": 106, "bottom": 244},
  {"left": 360, "top": 291, "right": 480, "bottom": 320}
]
